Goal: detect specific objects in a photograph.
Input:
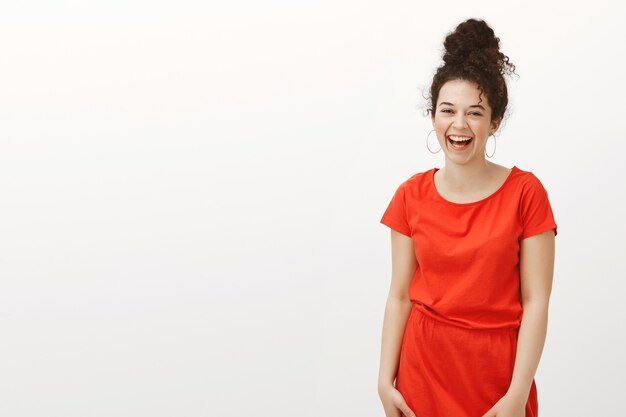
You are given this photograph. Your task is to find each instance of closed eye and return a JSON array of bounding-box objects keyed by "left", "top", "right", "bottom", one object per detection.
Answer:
[{"left": 440, "top": 109, "right": 482, "bottom": 116}]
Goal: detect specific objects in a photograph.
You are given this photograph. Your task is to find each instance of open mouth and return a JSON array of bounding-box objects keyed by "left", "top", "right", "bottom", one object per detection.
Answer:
[{"left": 447, "top": 135, "right": 473, "bottom": 150}]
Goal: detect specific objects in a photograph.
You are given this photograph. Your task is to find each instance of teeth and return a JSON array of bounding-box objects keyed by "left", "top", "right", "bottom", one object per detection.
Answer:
[{"left": 448, "top": 135, "right": 472, "bottom": 142}]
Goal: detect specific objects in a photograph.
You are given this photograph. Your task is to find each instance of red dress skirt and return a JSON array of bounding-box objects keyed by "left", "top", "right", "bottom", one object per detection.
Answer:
[{"left": 396, "top": 303, "right": 538, "bottom": 417}]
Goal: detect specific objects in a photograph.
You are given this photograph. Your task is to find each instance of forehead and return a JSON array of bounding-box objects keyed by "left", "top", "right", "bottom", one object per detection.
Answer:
[{"left": 437, "top": 79, "right": 491, "bottom": 109}]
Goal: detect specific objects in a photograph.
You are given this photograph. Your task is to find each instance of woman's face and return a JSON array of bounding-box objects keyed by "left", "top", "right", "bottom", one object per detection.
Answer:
[{"left": 431, "top": 79, "right": 500, "bottom": 165}]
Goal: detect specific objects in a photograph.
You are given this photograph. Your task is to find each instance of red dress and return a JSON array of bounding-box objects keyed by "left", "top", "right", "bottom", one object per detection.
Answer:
[{"left": 380, "top": 165, "right": 558, "bottom": 417}]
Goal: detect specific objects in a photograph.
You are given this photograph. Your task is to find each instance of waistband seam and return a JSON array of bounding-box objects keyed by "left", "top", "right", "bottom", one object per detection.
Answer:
[{"left": 411, "top": 303, "right": 520, "bottom": 332}]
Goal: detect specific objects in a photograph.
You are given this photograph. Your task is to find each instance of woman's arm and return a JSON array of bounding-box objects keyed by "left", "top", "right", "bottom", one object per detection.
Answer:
[
  {"left": 378, "top": 230, "right": 418, "bottom": 390},
  {"left": 506, "top": 230, "right": 556, "bottom": 401}
]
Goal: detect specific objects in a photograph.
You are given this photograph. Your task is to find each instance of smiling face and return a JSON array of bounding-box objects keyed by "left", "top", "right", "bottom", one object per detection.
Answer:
[{"left": 431, "top": 79, "right": 501, "bottom": 165}]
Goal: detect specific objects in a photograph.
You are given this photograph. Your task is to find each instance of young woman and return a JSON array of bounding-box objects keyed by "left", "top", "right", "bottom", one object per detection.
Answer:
[{"left": 377, "top": 19, "right": 557, "bottom": 417}]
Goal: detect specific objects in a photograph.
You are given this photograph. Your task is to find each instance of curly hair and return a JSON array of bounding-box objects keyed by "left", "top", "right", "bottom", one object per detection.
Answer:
[{"left": 426, "top": 18, "right": 518, "bottom": 127}]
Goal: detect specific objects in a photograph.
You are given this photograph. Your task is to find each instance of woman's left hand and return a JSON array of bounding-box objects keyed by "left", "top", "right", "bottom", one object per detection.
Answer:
[{"left": 480, "top": 392, "right": 526, "bottom": 417}]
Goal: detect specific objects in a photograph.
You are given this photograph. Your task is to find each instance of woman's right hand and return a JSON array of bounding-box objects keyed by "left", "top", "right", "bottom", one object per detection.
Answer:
[{"left": 378, "top": 383, "right": 416, "bottom": 417}]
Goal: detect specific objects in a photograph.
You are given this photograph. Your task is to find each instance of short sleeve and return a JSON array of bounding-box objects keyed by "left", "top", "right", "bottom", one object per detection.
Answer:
[
  {"left": 519, "top": 175, "right": 558, "bottom": 239},
  {"left": 380, "top": 182, "right": 412, "bottom": 237}
]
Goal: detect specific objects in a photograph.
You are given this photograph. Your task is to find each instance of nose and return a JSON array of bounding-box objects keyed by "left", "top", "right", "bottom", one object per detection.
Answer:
[{"left": 452, "top": 112, "right": 468, "bottom": 129}]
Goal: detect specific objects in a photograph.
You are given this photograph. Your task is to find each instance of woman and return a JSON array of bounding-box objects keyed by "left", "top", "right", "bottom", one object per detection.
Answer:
[{"left": 378, "top": 18, "right": 557, "bottom": 417}]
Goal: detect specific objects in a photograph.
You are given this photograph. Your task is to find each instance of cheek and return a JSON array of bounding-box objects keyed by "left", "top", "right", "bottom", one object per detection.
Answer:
[{"left": 434, "top": 120, "right": 447, "bottom": 133}]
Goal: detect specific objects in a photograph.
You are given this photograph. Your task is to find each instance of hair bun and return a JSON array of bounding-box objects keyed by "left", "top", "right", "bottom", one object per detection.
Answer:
[{"left": 442, "top": 18, "right": 501, "bottom": 67}]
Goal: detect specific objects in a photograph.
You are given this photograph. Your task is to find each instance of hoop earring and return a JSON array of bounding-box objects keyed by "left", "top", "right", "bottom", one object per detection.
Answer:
[
  {"left": 485, "top": 134, "right": 496, "bottom": 158},
  {"left": 426, "top": 129, "right": 441, "bottom": 154}
]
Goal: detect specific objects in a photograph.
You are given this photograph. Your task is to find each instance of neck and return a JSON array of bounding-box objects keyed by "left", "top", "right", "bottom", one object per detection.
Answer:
[{"left": 439, "top": 160, "right": 496, "bottom": 191}]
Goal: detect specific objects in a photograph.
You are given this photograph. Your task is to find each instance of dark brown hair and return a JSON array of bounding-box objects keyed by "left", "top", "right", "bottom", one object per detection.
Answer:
[{"left": 426, "top": 18, "right": 518, "bottom": 128}]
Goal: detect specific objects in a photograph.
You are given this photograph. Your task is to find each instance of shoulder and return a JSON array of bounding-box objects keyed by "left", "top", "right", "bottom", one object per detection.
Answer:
[
  {"left": 402, "top": 168, "right": 434, "bottom": 187},
  {"left": 511, "top": 166, "right": 549, "bottom": 190},
  {"left": 386, "top": 168, "right": 433, "bottom": 191},
  {"left": 393, "top": 168, "right": 435, "bottom": 201},
  {"left": 510, "top": 167, "right": 556, "bottom": 208}
]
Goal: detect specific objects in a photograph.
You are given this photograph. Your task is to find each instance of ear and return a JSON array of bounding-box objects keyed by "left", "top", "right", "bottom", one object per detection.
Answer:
[{"left": 491, "top": 118, "right": 501, "bottom": 134}]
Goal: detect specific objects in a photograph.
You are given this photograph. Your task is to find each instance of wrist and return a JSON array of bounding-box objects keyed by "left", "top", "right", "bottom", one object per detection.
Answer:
[
  {"left": 505, "top": 385, "right": 531, "bottom": 403},
  {"left": 378, "top": 379, "right": 395, "bottom": 392}
]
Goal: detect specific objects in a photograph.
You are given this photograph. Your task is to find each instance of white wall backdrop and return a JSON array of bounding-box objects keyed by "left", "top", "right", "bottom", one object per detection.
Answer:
[{"left": 0, "top": 1, "right": 624, "bottom": 416}]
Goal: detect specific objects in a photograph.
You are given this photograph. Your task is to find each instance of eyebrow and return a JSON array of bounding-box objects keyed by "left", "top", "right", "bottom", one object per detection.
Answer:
[{"left": 439, "top": 101, "right": 486, "bottom": 111}]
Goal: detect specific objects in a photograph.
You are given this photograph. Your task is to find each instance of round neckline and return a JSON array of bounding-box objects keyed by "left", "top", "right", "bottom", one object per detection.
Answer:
[{"left": 431, "top": 165, "right": 518, "bottom": 206}]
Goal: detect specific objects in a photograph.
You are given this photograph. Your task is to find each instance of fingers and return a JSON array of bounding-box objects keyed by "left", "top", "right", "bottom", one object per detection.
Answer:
[{"left": 397, "top": 401, "right": 416, "bottom": 417}]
